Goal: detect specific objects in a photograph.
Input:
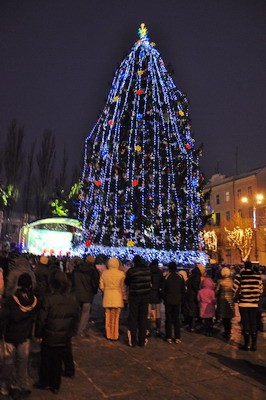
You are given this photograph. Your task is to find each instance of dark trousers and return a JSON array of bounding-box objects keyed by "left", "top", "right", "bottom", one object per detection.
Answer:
[
  {"left": 187, "top": 316, "right": 196, "bottom": 331},
  {"left": 128, "top": 295, "right": 149, "bottom": 346},
  {"left": 204, "top": 318, "right": 213, "bottom": 334},
  {"left": 165, "top": 305, "right": 180, "bottom": 340},
  {"left": 239, "top": 307, "right": 258, "bottom": 334},
  {"left": 62, "top": 340, "right": 75, "bottom": 377},
  {"left": 222, "top": 318, "right": 232, "bottom": 337},
  {"left": 39, "top": 344, "right": 65, "bottom": 390}
]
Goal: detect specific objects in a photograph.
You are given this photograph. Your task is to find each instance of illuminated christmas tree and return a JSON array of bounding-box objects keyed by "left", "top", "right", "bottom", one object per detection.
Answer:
[{"left": 78, "top": 24, "right": 207, "bottom": 263}]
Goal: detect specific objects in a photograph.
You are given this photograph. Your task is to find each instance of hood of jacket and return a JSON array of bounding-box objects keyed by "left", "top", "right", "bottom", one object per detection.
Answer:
[
  {"left": 76, "top": 261, "right": 93, "bottom": 273},
  {"left": 13, "top": 291, "right": 37, "bottom": 312},
  {"left": 201, "top": 277, "right": 215, "bottom": 290},
  {"left": 107, "top": 257, "right": 120, "bottom": 270}
]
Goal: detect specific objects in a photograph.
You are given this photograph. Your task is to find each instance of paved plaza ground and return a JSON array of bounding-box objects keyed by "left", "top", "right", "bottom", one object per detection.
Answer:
[{"left": 1, "top": 293, "right": 265, "bottom": 400}]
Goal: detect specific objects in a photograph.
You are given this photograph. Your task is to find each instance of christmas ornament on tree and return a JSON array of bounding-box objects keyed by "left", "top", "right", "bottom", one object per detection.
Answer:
[{"left": 78, "top": 24, "right": 207, "bottom": 264}]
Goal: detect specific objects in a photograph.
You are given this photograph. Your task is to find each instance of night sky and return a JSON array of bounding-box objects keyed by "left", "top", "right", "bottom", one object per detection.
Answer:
[{"left": 0, "top": 0, "right": 266, "bottom": 180}]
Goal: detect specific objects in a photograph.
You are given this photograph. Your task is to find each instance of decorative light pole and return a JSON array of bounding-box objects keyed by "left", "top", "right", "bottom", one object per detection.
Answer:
[{"left": 241, "top": 194, "right": 263, "bottom": 261}]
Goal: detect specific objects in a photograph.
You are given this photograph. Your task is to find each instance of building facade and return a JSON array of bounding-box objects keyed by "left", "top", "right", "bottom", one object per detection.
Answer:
[{"left": 204, "top": 166, "right": 266, "bottom": 266}]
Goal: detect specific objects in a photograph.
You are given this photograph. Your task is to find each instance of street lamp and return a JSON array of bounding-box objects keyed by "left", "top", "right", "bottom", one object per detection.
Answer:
[{"left": 241, "top": 194, "right": 263, "bottom": 261}]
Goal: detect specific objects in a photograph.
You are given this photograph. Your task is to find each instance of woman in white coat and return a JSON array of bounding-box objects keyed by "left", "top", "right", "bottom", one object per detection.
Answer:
[{"left": 100, "top": 257, "right": 126, "bottom": 340}]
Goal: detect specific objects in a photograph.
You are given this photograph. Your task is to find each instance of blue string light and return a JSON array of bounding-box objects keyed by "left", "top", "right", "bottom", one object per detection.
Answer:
[{"left": 78, "top": 24, "right": 206, "bottom": 264}]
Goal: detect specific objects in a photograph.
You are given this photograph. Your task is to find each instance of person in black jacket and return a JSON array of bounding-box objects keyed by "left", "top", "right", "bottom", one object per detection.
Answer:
[
  {"left": 34, "top": 270, "right": 79, "bottom": 394},
  {"left": 34, "top": 255, "right": 51, "bottom": 305},
  {"left": 0, "top": 273, "right": 38, "bottom": 397},
  {"left": 162, "top": 262, "right": 185, "bottom": 344},
  {"left": 125, "top": 255, "right": 151, "bottom": 347},
  {"left": 72, "top": 255, "right": 100, "bottom": 337},
  {"left": 147, "top": 259, "right": 164, "bottom": 337},
  {"left": 184, "top": 264, "right": 204, "bottom": 332}
]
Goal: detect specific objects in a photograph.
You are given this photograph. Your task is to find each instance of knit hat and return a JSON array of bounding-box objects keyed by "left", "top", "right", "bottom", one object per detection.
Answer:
[
  {"left": 107, "top": 257, "right": 120, "bottom": 269},
  {"left": 85, "top": 255, "right": 96, "bottom": 264},
  {"left": 196, "top": 263, "right": 206, "bottom": 276},
  {"left": 221, "top": 267, "right": 231, "bottom": 278},
  {"left": 40, "top": 256, "right": 49, "bottom": 265},
  {"left": 17, "top": 273, "right": 32, "bottom": 289}
]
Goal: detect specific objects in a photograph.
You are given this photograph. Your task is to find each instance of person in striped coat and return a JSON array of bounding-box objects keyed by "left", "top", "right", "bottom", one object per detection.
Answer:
[{"left": 233, "top": 261, "right": 263, "bottom": 351}]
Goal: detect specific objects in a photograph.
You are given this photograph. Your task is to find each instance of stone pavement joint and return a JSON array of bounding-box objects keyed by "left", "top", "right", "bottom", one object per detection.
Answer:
[{"left": 75, "top": 363, "right": 109, "bottom": 399}]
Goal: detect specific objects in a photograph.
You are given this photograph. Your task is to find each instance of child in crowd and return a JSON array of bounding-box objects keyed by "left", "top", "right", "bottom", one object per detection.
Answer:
[{"left": 197, "top": 278, "right": 216, "bottom": 336}]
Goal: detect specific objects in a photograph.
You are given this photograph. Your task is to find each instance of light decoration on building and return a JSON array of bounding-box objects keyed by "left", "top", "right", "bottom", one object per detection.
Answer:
[
  {"left": 203, "top": 230, "right": 217, "bottom": 252},
  {"left": 224, "top": 226, "right": 253, "bottom": 262},
  {"left": 78, "top": 24, "right": 206, "bottom": 264}
]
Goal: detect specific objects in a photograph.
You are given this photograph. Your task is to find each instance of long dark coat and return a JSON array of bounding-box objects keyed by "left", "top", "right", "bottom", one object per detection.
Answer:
[
  {"left": 149, "top": 264, "right": 164, "bottom": 304},
  {"left": 162, "top": 272, "right": 185, "bottom": 306},
  {"left": 184, "top": 267, "right": 201, "bottom": 317}
]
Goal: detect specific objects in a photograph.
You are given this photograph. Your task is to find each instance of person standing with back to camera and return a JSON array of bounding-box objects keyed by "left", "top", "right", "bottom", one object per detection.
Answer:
[
  {"left": 215, "top": 267, "right": 235, "bottom": 340},
  {"left": 162, "top": 261, "right": 186, "bottom": 343},
  {"left": 72, "top": 255, "right": 100, "bottom": 338},
  {"left": 34, "top": 270, "right": 79, "bottom": 394},
  {"left": 233, "top": 260, "right": 263, "bottom": 351},
  {"left": 125, "top": 255, "right": 151, "bottom": 347},
  {"left": 147, "top": 259, "right": 164, "bottom": 338},
  {"left": 185, "top": 263, "right": 204, "bottom": 332},
  {"left": 0, "top": 273, "right": 38, "bottom": 398},
  {"left": 100, "top": 257, "right": 126, "bottom": 340}
]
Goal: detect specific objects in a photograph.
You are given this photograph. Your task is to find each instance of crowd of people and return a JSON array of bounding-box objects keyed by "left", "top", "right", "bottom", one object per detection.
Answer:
[{"left": 0, "top": 250, "right": 264, "bottom": 398}]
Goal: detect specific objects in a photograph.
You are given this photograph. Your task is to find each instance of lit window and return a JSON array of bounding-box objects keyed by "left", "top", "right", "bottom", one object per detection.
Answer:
[{"left": 225, "top": 192, "right": 230, "bottom": 202}]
